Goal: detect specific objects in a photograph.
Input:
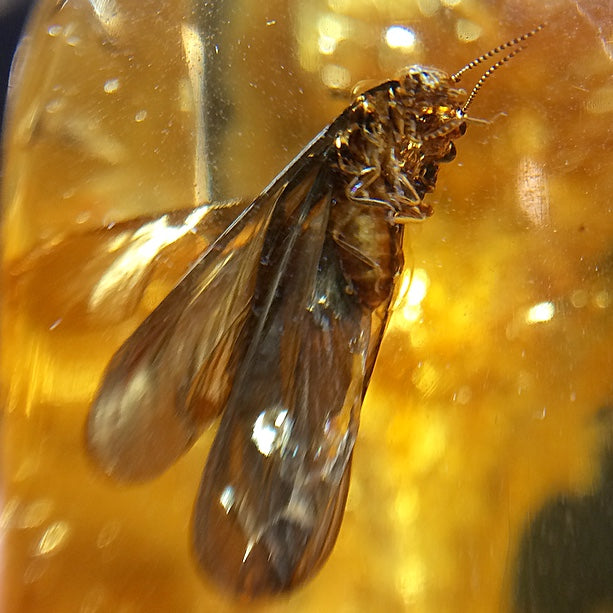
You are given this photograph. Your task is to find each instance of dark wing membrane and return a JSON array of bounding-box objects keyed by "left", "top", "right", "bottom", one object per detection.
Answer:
[
  {"left": 87, "top": 130, "right": 335, "bottom": 482},
  {"left": 192, "top": 163, "right": 379, "bottom": 596}
]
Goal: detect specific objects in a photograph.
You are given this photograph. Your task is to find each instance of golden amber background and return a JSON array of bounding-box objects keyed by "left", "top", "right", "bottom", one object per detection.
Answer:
[{"left": 1, "top": 0, "right": 612, "bottom": 611}]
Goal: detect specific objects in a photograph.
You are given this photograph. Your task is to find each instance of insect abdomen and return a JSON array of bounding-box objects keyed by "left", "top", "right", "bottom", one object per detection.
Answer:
[{"left": 329, "top": 198, "right": 403, "bottom": 309}]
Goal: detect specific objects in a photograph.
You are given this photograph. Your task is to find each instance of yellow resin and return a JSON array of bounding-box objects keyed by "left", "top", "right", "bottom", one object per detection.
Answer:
[{"left": 2, "top": 1, "right": 612, "bottom": 611}]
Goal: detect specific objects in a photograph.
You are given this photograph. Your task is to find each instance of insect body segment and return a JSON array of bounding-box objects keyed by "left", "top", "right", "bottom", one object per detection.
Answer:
[
  {"left": 329, "top": 68, "right": 467, "bottom": 308},
  {"left": 332, "top": 69, "right": 465, "bottom": 224},
  {"left": 86, "top": 27, "right": 543, "bottom": 597}
]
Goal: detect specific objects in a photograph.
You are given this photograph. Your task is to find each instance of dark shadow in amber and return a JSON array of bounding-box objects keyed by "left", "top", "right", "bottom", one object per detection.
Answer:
[{"left": 513, "top": 408, "right": 613, "bottom": 613}]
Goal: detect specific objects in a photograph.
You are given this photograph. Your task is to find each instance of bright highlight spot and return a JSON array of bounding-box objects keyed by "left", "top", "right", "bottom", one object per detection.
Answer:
[
  {"left": 318, "top": 34, "right": 338, "bottom": 55},
  {"left": 385, "top": 26, "right": 416, "bottom": 50},
  {"left": 405, "top": 269, "right": 429, "bottom": 306},
  {"left": 318, "top": 13, "right": 351, "bottom": 40},
  {"left": 220, "top": 485, "right": 235, "bottom": 512},
  {"left": 252, "top": 407, "right": 291, "bottom": 456},
  {"left": 103, "top": 78, "right": 119, "bottom": 94},
  {"left": 398, "top": 556, "right": 426, "bottom": 603},
  {"left": 417, "top": 0, "right": 440, "bottom": 17},
  {"left": 321, "top": 64, "right": 351, "bottom": 90},
  {"left": 412, "top": 360, "right": 440, "bottom": 398},
  {"left": 525, "top": 301, "right": 555, "bottom": 324},
  {"left": 393, "top": 268, "right": 430, "bottom": 327},
  {"left": 455, "top": 19, "right": 482, "bottom": 43},
  {"left": 517, "top": 157, "right": 550, "bottom": 226},
  {"left": 36, "top": 521, "right": 70, "bottom": 556},
  {"left": 90, "top": 205, "right": 209, "bottom": 311}
]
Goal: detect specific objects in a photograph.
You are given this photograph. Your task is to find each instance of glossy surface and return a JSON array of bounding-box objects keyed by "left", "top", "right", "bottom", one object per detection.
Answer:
[{"left": 2, "top": 0, "right": 613, "bottom": 611}]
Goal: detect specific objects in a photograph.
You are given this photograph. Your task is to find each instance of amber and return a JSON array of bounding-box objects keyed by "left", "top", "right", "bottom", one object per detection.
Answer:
[{"left": 2, "top": 0, "right": 613, "bottom": 611}]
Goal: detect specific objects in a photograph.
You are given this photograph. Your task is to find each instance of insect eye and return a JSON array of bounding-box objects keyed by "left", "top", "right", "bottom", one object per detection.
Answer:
[
  {"left": 441, "top": 142, "right": 457, "bottom": 163},
  {"left": 423, "top": 163, "right": 438, "bottom": 182}
]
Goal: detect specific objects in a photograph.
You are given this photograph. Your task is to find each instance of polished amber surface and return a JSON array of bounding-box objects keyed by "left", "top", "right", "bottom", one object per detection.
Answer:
[{"left": 2, "top": 0, "right": 612, "bottom": 611}]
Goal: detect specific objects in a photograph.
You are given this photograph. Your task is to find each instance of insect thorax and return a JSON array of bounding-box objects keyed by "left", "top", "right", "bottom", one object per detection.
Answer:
[
  {"left": 328, "top": 67, "right": 467, "bottom": 309},
  {"left": 333, "top": 67, "right": 466, "bottom": 222}
]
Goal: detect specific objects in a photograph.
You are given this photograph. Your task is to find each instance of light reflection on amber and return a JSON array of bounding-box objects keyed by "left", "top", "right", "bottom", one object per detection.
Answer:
[
  {"left": 90, "top": 207, "right": 208, "bottom": 311},
  {"left": 455, "top": 18, "right": 482, "bottom": 43},
  {"left": 320, "top": 63, "right": 352, "bottom": 90},
  {"left": 89, "top": 0, "right": 121, "bottom": 34},
  {"left": 385, "top": 26, "right": 417, "bottom": 51},
  {"left": 36, "top": 521, "right": 70, "bottom": 557},
  {"left": 17, "top": 499, "right": 53, "bottom": 531},
  {"left": 181, "top": 22, "right": 210, "bottom": 204},
  {"left": 586, "top": 84, "right": 613, "bottom": 113},
  {"left": 525, "top": 301, "right": 555, "bottom": 325},
  {"left": 395, "top": 268, "right": 430, "bottom": 326},
  {"left": 517, "top": 157, "right": 550, "bottom": 227},
  {"left": 1, "top": 1, "right": 612, "bottom": 612}
]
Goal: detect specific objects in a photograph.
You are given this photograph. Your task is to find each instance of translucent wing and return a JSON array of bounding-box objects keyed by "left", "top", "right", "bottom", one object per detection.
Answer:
[
  {"left": 86, "top": 198, "right": 271, "bottom": 480},
  {"left": 87, "top": 131, "right": 334, "bottom": 481},
  {"left": 192, "top": 162, "right": 388, "bottom": 595},
  {"left": 10, "top": 202, "right": 248, "bottom": 331}
]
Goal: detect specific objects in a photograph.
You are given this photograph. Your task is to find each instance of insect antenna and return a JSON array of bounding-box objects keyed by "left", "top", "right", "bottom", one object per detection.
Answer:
[
  {"left": 460, "top": 45, "right": 524, "bottom": 114},
  {"left": 450, "top": 24, "right": 545, "bottom": 84},
  {"left": 450, "top": 24, "right": 545, "bottom": 115}
]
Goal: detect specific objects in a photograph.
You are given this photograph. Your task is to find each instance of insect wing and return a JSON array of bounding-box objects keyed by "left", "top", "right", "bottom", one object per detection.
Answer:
[
  {"left": 10, "top": 203, "right": 248, "bottom": 331},
  {"left": 86, "top": 129, "right": 335, "bottom": 482},
  {"left": 86, "top": 195, "right": 277, "bottom": 481},
  {"left": 192, "top": 163, "right": 375, "bottom": 596}
]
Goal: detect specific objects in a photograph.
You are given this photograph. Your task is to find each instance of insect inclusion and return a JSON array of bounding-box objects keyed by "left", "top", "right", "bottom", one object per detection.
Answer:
[{"left": 86, "top": 25, "right": 544, "bottom": 597}]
